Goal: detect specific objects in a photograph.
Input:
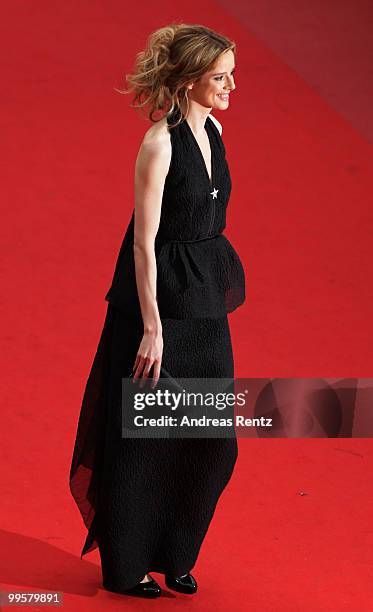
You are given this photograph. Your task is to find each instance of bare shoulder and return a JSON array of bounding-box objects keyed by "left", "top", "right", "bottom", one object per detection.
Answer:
[
  {"left": 209, "top": 113, "right": 223, "bottom": 135},
  {"left": 140, "top": 117, "right": 171, "bottom": 157},
  {"left": 135, "top": 116, "right": 171, "bottom": 178}
]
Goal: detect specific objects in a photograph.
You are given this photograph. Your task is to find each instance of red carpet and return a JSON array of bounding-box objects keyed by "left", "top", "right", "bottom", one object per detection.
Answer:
[{"left": 1, "top": 1, "right": 373, "bottom": 610}]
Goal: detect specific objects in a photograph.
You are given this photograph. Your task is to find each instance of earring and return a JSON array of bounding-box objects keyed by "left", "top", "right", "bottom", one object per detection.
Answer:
[{"left": 184, "top": 89, "right": 190, "bottom": 117}]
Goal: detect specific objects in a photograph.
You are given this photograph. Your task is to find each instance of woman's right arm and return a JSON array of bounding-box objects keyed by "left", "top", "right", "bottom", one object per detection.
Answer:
[{"left": 132, "top": 129, "right": 171, "bottom": 388}]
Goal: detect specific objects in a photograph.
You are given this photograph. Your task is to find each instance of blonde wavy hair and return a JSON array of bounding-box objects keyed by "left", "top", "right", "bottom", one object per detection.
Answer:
[{"left": 114, "top": 23, "right": 236, "bottom": 128}]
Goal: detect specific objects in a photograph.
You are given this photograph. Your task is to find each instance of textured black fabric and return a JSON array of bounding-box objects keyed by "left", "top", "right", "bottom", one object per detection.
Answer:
[
  {"left": 69, "top": 110, "right": 244, "bottom": 591},
  {"left": 69, "top": 305, "right": 238, "bottom": 590},
  {"left": 104, "top": 109, "right": 246, "bottom": 319}
]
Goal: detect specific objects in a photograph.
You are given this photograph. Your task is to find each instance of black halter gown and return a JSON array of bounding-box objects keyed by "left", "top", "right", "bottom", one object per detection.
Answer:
[{"left": 69, "top": 108, "right": 246, "bottom": 592}]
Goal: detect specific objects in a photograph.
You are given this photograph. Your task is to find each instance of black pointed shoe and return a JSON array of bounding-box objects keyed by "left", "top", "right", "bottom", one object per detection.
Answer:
[
  {"left": 112, "top": 576, "right": 162, "bottom": 598},
  {"left": 165, "top": 573, "right": 198, "bottom": 594}
]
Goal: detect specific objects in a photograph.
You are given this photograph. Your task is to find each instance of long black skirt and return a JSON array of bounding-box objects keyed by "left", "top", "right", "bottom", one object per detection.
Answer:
[{"left": 69, "top": 303, "right": 238, "bottom": 591}]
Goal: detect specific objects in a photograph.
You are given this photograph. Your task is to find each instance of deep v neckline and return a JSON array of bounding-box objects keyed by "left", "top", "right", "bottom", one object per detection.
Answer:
[{"left": 184, "top": 116, "right": 214, "bottom": 188}]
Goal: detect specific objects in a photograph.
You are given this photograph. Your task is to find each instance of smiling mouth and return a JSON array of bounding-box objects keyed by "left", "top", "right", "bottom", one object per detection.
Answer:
[{"left": 217, "top": 94, "right": 230, "bottom": 99}]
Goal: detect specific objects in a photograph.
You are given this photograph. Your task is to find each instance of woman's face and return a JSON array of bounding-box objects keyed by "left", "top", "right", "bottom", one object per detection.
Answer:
[{"left": 188, "top": 49, "right": 236, "bottom": 111}]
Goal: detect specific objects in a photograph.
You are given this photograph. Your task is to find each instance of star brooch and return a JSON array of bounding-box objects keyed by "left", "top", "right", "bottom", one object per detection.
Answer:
[{"left": 210, "top": 188, "right": 219, "bottom": 199}]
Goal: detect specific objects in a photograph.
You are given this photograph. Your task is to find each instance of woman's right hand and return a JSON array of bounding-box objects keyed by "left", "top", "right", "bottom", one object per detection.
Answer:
[{"left": 132, "top": 328, "right": 163, "bottom": 389}]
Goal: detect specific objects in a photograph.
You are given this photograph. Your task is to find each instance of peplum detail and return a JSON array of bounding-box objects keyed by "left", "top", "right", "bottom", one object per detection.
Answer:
[
  {"left": 104, "top": 109, "right": 246, "bottom": 319},
  {"left": 104, "top": 225, "right": 245, "bottom": 319},
  {"left": 156, "top": 233, "right": 245, "bottom": 318}
]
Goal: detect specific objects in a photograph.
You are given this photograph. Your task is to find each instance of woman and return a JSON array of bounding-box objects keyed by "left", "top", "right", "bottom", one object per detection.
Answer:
[{"left": 69, "top": 23, "right": 245, "bottom": 598}]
